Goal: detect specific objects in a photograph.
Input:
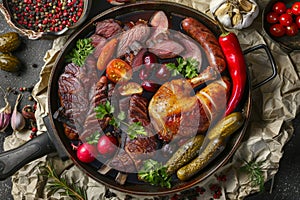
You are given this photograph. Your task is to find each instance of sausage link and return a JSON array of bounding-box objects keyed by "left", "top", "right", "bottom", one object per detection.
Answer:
[{"left": 181, "top": 17, "right": 226, "bottom": 73}]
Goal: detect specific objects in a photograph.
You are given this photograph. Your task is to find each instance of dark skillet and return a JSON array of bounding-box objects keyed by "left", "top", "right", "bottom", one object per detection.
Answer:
[{"left": 0, "top": 1, "right": 276, "bottom": 196}]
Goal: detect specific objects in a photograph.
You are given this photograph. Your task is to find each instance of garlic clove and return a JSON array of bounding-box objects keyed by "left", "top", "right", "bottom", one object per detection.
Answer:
[
  {"left": 11, "top": 94, "right": 26, "bottom": 132},
  {"left": 232, "top": 9, "right": 243, "bottom": 26},
  {"left": 215, "top": 2, "right": 232, "bottom": 17},
  {"left": 0, "top": 111, "right": 11, "bottom": 132},
  {"left": 239, "top": 0, "right": 253, "bottom": 12},
  {"left": 11, "top": 106, "right": 26, "bottom": 132},
  {"left": 0, "top": 88, "right": 12, "bottom": 132}
]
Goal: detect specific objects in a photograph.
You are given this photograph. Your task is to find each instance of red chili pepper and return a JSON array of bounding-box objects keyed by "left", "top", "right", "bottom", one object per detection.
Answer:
[{"left": 218, "top": 32, "right": 247, "bottom": 116}]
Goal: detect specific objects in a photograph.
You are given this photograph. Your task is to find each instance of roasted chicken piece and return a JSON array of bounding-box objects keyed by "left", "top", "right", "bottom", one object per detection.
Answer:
[{"left": 149, "top": 77, "right": 231, "bottom": 142}]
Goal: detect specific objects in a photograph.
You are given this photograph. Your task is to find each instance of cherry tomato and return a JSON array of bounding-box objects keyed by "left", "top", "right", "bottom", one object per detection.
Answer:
[
  {"left": 269, "top": 23, "right": 286, "bottom": 37},
  {"left": 286, "top": 23, "right": 299, "bottom": 36},
  {"left": 106, "top": 58, "right": 132, "bottom": 83},
  {"left": 286, "top": 8, "right": 293, "bottom": 15},
  {"left": 272, "top": 2, "right": 287, "bottom": 15},
  {"left": 279, "top": 13, "right": 293, "bottom": 26},
  {"left": 291, "top": 2, "right": 300, "bottom": 16},
  {"left": 76, "top": 143, "right": 97, "bottom": 163},
  {"left": 266, "top": 12, "right": 279, "bottom": 24},
  {"left": 97, "top": 135, "right": 118, "bottom": 158},
  {"left": 296, "top": 16, "right": 300, "bottom": 28}
]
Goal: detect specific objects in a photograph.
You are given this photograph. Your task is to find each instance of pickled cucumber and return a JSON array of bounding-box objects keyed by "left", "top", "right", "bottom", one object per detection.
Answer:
[
  {"left": 207, "top": 112, "right": 245, "bottom": 140},
  {"left": 165, "top": 135, "right": 204, "bottom": 175},
  {"left": 0, "top": 32, "right": 21, "bottom": 53},
  {"left": 176, "top": 112, "right": 245, "bottom": 181},
  {"left": 0, "top": 53, "right": 21, "bottom": 72}
]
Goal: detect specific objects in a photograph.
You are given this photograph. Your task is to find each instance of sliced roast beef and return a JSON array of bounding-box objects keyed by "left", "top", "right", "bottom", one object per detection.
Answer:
[
  {"left": 116, "top": 24, "right": 151, "bottom": 57},
  {"left": 92, "top": 36, "right": 107, "bottom": 58},
  {"left": 124, "top": 136, "right": 158, "bottom": 170},
  {"left": 149, "top": 11, "right": 169, "bottom": 31},
  {"left": 95, "top": 19, "right": 122, "bottom": 38},
  {"left": 108, "top": 149, "right": 137, "bottom": 173},
  {"left": 128, "top": 94, "right": 150, "bottom": 126},
  {"left": 80, "top": 76, "right": 111, "bottom": 139},
  {"left": 148, "top": 39, "right": 184, "bottom": 59},
  {"left": 90, "top": 34, "right": 106, "bottom": 47}
]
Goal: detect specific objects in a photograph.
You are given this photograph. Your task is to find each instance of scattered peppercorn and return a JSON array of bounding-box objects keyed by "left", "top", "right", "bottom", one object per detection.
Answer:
[
  {"left": 30, "top": 131, "right": 37, "bottom": 139},
  {"left": 216, "top": 174, "right": 227, "bottom": 182},
  {"left": 31, "top": 127, "right": 38, "bottom": 132},
  {"left": 9, "top": 0, "right": 84, "bottom": 33},
  {"left": 32, "top": 63, "right": 38, "bottom": 68}
]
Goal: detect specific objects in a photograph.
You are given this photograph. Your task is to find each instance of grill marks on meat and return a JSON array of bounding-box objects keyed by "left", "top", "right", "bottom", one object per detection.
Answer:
[
  {"left": 108, "top": 95, "right": 158, "bottom": 172},
  {"left": 81, "top": 76, "right": 111, "bottom": 140},
  {"left": 128, "top": 95, "right": 149, "bottom": 126},
  {"left": 58, "top": 63, "right": 82, "bottom": 139},
  {"left": 124, "top": 136, "right": 158, "bottom": 170},
  {"left": 58, "top": 61, "right": 111, "bottom": 139}
]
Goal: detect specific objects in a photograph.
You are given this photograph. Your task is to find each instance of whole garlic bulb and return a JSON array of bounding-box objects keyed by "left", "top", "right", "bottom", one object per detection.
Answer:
[{"left": 210, "top": 0, "right": 259, "bottom": 30}]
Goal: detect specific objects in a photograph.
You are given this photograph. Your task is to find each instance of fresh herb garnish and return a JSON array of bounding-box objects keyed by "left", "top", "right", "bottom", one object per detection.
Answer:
[
  {"left": 66, "top": 38, "right": 94, "bottom": 67},
  {"left": 95, "top": 101, "right": 147, "bottom": 139},
  {"left": 240, "top": 160, "right": 265, "bottom": 191},
  {"left": 138, "top": 159, "right": 172, "bottom": 188},
  {"left": 40, "top": 163, "right": 87, "bottom": 200},
  {"left": 165, "top": 57, "right": 199, "bottom": 79}
]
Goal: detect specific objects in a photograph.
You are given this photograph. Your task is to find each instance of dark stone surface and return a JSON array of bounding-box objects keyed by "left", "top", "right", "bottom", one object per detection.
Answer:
[{"left": 1, "top": 2, "right": 300, "bottom": 200}]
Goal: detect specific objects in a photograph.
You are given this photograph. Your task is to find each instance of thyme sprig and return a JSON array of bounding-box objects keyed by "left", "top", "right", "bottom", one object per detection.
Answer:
[
  {"left": 40, "top": 164, "right": 87, "bottom": 200},
  {"left": 65, "top": 38, "right": 94, "bottom": 67},
  {"left": 95, "top": 101, "right": 147, "bottom": 139},
  {"left": 240, "top": 160, "right": 265, "bottom": 191}
]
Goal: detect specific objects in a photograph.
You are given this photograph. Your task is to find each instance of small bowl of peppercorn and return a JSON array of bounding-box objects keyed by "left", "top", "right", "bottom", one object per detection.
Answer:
[{"left": 0, "top": 0, "right": 92, "bottom": 39}]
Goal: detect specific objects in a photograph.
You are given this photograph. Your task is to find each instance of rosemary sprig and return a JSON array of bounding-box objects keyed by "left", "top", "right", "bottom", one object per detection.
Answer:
[
  {"left": 65, "top": 38, "right": 94, "bottom": 67},
  {"left": 40, "top": 164, "right": 87, "bottom": 200},
  {"left": 240, "top": 160, "right": 265, "bottom": 191},
  {"left": 95, "top": 100, "right": 147, "bottom": 139}
]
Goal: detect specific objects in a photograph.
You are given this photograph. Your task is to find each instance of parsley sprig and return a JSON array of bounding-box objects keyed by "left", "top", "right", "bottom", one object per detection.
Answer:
[
  {"left": 240, "top": 160, "right": 265, "bottom": 191},
  {"left": 165, "top": 57, "right": 199, "bottom": 79},
  {"left": 66, "top": 38, "right": 94, "bottom": 67},
  {"left": 138, "top": 159, "right": 172, "bottom": 188},
  {"left": 94, "top": 101, "right": 147, "bottom": 140}
]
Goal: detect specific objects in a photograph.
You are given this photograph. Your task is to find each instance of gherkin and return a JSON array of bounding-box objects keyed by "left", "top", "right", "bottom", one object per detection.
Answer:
[{"left": 0, "top": 32, "right": 21, "bottom": 53}]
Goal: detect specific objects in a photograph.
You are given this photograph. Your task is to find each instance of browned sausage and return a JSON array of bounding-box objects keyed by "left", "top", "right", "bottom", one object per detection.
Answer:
[{"left": 181, "top": 17, "right": 226, "bottom": 73}]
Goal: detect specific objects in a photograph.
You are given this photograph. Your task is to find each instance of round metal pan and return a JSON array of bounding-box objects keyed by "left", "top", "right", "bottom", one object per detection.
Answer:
[
  {"left": 0, "top": 1, "right": 276, "bottom": 196},
  {"left": 48, "top": 1, "right": 252, "bottom": 195}
]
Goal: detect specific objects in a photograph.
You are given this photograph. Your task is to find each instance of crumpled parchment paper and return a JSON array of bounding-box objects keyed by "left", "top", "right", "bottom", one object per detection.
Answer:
[{"left": 4, "top": 0, "right": 300, "bottom": 199}]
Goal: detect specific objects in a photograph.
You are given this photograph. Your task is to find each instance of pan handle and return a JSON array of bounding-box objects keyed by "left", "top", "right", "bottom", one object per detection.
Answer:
[
  {"left": 243, "top": 44, "right": 277, "bottom": 89},
  {"left": 0, "top": 133, "right": 56, "bottom": 180}
]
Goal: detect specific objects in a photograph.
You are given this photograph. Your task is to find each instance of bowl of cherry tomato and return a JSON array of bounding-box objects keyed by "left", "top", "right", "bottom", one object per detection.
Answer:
[{"left": 263, "top": 0, "right": 300, "bottom": 51}]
